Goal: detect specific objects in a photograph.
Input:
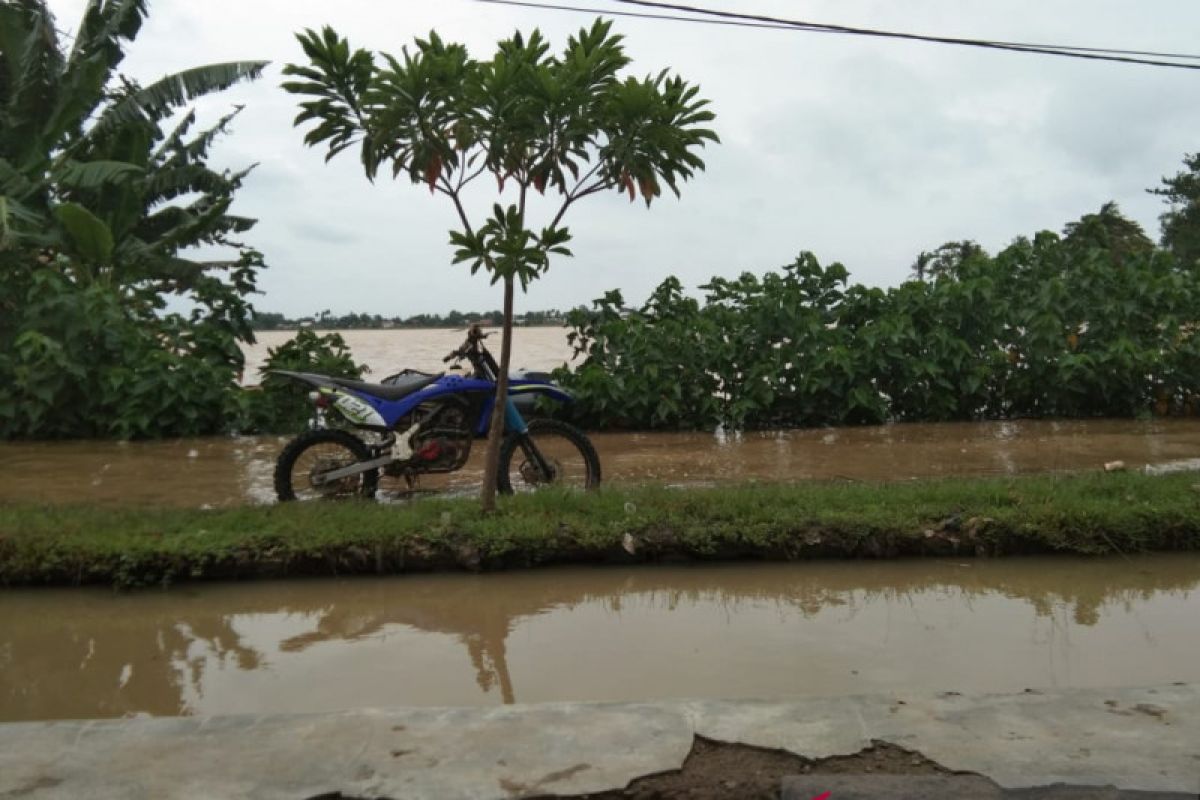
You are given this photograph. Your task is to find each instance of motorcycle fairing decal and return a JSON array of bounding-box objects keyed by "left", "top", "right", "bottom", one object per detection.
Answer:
[{"left": 332, "top": 391, "right": 387, "bottom": 427}]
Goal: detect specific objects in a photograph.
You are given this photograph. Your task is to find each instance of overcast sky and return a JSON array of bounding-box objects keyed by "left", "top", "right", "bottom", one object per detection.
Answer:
[{"left": 48, "top": 0, "right": 1200, "bottom": 317}]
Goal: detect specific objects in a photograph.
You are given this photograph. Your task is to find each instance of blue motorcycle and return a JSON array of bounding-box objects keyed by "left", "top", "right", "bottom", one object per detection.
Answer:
[{"left": 271, "top": 326, "right": 600, "bottom": 501}]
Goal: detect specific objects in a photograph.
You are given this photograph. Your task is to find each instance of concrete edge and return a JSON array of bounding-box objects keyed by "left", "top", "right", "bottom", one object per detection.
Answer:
[{"left": 0, "top": 684, "right": 1197, "bottom": 799}]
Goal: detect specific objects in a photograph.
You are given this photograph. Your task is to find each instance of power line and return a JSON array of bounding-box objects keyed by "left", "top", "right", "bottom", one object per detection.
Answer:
[
  {"left": 466, "top": 0, "right": 1200, "bottom": 70},
  {"left": 470, "top": 0, "right": 812, "bottom": 33},
  {"left": 608, "top": 0, "right": 1200, "bottom": 68}
]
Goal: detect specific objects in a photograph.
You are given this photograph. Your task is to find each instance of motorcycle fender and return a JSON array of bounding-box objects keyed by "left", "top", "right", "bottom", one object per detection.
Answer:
[{"left": 508, "top": 384, "right": 573, "bottom": 404}]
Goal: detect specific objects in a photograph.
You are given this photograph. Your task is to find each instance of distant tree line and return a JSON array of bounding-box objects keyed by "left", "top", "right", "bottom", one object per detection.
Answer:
[{"left": 249, "top": 308, "right": 577, "bottom": 331}]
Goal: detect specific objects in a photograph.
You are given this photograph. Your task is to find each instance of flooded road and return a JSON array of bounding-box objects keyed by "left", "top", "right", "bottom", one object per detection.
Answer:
[
  {"left": 3, "top": 556, "right": 1198, "bottom": 721},
  {"left": 2, "top": 419, "right": 1200, "bottom": 507}
]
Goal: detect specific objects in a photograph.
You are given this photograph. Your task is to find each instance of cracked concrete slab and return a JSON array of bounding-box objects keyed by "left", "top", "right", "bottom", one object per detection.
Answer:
[
  {"left": 0, "top": 703, "right": 693, "bottom": 800},
  {"left": 1, "top": 685, "right": 1197, "bottom": 799},
  {"left": 684, "top": 684, "right": 1200, "bottom": 792},
  {"left": 781, "top": 775, "right": 1196, "bottom": 799}
]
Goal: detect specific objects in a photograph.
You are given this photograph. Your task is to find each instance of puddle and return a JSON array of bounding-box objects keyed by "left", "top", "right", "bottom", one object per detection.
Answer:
[{"left": 3, "top": 556, "right": 1198, "bottom": 721}]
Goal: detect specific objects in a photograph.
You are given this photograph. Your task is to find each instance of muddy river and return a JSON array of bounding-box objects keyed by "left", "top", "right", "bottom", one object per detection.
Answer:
[
  {"left": 240, "top": 326, "right": 575, "bottom": 384},
  {"left": 2, "top": 557, "right": 1198, "bottom": 721},
  {"left": 2, "top": 419, "right": 1199, "bottom": 507}
]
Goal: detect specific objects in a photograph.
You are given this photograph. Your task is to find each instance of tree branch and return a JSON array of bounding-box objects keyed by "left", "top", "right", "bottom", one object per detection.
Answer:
[
  {"left": 457, "top": 161, "right": 488, "bottom": 192},
  {"left": 444, "top": 184, "right": 476, "bottom": 239},
  {"left": 574, "top": 179, "right": 614, "bottom": 199},
  {"left": 566, "top": 161, "right": 604, "bottom": 201},
  {"left": 548, "top": 195, "right": 575, "bottom": 231}
]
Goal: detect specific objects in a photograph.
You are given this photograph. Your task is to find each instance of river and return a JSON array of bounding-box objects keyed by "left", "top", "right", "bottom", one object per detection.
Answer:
[{"left": 240, "top": 326, "right": 576, "bottom": 383}]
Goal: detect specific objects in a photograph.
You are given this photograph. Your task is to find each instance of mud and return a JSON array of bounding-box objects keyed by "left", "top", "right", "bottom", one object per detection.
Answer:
[
  {"left": 3, "top": 557, "right": 1199, "bottom": 722},
  {"left": 3, "top": 418, "right": 1200, "bottom": 508},
  {"left": 532, "top": 737, "right": 949, "bottom": 800}
]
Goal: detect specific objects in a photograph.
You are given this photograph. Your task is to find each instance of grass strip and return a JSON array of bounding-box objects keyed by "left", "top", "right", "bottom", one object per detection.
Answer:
[{"left": 2, "top": 471, "right": 1198, "bottom": 588}]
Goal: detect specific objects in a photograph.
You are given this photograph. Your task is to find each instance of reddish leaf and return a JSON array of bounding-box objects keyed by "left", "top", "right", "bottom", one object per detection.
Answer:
[
  {"left": 638, "top": 175, "right": 657, "bottom": 203},
  {"left": 425, "top": 154, "right": 443, "bottom": 194},
  {"left": 622, "top": 172, "right": 635, "bottom": 202}
]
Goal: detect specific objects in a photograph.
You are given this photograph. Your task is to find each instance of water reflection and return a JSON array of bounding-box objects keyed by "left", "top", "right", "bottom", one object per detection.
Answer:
[{"left": 3, "top": 556, "right": 1199, "bottom": 721}]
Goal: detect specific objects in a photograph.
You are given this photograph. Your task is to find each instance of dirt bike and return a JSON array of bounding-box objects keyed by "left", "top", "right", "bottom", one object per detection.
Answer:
[{"left": 271, "top": 325, "right": 600, "bottom": 501}]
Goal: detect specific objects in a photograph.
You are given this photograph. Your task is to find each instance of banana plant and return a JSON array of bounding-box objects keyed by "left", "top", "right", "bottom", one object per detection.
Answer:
[
  {"left": 0, "top": 0, "right": 265, "bottom": 300},
  {"left": 1, "top": 0, "right": 267, "bottom": 439}
]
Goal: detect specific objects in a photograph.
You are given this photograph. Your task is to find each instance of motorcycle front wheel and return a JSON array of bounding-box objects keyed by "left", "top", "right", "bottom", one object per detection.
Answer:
[
  {"left": 497, "top": 419, "right": 601, "bottom": 494},
  {"left": 274, "top": 428, "right": 378, "bottom": 502}
]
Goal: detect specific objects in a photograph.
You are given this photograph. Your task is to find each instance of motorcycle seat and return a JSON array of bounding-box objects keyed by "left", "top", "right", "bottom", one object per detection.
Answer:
[{"left": 330, "top": 373, "right": 442, "bottom": 402}]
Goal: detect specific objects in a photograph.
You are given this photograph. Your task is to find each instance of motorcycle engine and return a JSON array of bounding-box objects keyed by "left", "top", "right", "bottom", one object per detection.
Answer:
[{"left": 387, "top": 403, "right": 473, "bottom": 474}]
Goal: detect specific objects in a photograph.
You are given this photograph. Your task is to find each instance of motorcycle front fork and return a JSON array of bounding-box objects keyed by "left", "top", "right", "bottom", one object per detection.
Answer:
[{"left": 504, "top": 398, "right": 555, "bottom": 481}]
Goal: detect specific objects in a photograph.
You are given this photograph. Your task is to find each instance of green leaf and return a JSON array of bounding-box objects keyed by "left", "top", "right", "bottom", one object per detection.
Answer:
[
  {"left": 56, "top": 159, "right": 143, "bottom": 189},
  {"left": 0, "top": 195, "right": 41, "bottom": 247},
  {"left": 92, "top": 61, "right": 268, "bottom": 133},
  {"left": 54, "top": 202, "right": 115, "bottom": 263}
]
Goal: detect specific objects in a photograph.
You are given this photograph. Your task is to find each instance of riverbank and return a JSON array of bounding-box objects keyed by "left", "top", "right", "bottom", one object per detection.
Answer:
[{"left": 2, "top": 471, "right": 1198, "bottom": 588}]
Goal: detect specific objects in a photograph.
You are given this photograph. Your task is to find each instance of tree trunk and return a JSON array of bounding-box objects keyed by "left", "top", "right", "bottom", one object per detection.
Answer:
[{"left": 479, "top": 275, "right": 516, "bottom": 512}]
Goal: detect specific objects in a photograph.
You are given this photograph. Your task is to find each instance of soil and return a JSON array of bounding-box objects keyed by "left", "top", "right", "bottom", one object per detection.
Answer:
[{"left": 532, "top": 736, "right": 952, "bottom": 800}]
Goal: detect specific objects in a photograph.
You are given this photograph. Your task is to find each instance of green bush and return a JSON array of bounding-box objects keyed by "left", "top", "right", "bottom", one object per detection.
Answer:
[
  {"left": 556, "top": 219, "right": 1200, "bottom": 430},
  {"left": 0, "top": 262, "right": 248, "bottom": 439},
  {"left": 240, "top": 329, "right": 367, "bottom": 433}
]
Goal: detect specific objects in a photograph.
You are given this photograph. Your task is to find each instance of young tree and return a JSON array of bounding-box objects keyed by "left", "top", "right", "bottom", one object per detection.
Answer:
[{"left": 283, "top": 19, "right": 718, "bottom": 510}]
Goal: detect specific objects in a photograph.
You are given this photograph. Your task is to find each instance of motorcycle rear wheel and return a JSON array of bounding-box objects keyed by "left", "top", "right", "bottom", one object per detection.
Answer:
[
  {"left": 274, "top": 428, "right": 378, "bottom": 502},
  {"left": 497, "top": 419, "right": 601, "bottom": 494}
]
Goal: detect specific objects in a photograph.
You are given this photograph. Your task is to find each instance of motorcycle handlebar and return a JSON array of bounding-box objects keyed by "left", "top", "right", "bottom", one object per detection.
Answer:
[{"left": 444, "top": 325, "right": 493, "bottom": 365}]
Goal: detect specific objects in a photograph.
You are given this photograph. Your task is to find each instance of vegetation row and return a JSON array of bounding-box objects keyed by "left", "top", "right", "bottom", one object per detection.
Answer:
[{"left": 554, "top": 205, "right": 1200, "bottom": 430}]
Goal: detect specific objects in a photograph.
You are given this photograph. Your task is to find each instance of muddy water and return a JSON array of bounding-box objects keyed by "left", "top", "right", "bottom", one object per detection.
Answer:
[
  {"left": 240, "top": 327, "right": 575, "bottom": 384},
  {"left": 2, "top": 419, "right": 1200, "bottom": 507},
  {"left": 2, "top": 557, "right": 1198, "bottom": 721}
]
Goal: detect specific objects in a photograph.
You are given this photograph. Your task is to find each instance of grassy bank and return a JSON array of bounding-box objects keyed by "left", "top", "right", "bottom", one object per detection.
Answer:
[{"left": 2, "top": 472, "right": 1199, "bottom": 588}]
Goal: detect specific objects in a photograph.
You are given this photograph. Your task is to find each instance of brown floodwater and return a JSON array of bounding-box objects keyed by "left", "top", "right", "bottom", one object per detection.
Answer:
[
  {"left": 240, "top": 326, "right": 576, "bottom": 384},
  {"left": 2, "top": 557, "right": 1198, "bottom": 722},
  {"left": 2, "top": 419, "right": 1200, "bottom": 507}
]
